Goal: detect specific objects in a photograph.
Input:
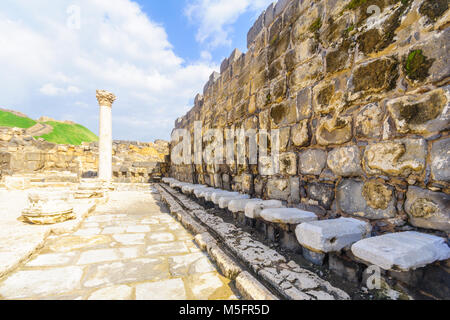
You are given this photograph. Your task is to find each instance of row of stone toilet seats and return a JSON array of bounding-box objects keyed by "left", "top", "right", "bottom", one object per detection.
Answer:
[{"left": 162, "top": 178, "right": 450, "bottom": 273}]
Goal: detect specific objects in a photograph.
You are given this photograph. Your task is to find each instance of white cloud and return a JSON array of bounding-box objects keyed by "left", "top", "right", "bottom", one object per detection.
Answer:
[
  {"left": 0, "top": 0, "right": 218, "bottom": 141},
  {"left": 185, "top": 0, "right": 274, "bottom": 48},
  {"left": 39, "top": 84, "right": 81, "bottom": 96}
]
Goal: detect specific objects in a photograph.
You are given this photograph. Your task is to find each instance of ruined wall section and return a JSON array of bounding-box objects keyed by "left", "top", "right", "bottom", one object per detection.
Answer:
[
  {"left": 0, "top": 127, "right": 170, "bottom": 183},
  {"left": 171, "top": 0, "right": 449, "bottom": 236}
]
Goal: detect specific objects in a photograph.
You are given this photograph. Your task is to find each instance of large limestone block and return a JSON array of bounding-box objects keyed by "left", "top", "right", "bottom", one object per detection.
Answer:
[
  {"left": 336, "top": 179, "right": 397, "bottom": 220},
  {"left": 229, "top": 199, "right": 263, "bottom": 213},
  {"left": 260, "top": 208, "right": 317, "bottom": 225},
  {"left": 245, "top": 200, "right": 284, "bottom": 219},
  {"left": 296, "top": 218, "right": 372, "bottom": 253},
  {"left": 386, "top": 88, "right": 449, "bottom": 135},
  {"left": 352, "top": 232, "right": 450, "bottom": 271},
  {"left": 364, "top": 138, "right": 427, "bottom": 177},
  {"left": 298, "top": 149, "right": 327, "bottom": 175},
  {"left": 405, "top": 187, "right": 450, "bottom": 232},
  {"left": 194, "top": 187, "right": 215, "bottom": 198},
  {"left": 266, "top": 178, "right": 291, "bottom": 201},
  {"left": 327, "top": 146, "right": 363, "bottom": 177}
]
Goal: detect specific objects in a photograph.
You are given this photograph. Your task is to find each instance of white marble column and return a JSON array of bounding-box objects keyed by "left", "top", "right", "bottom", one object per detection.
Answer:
[{"left": 96, "top": 90, "right": 116, "bottom": 182}]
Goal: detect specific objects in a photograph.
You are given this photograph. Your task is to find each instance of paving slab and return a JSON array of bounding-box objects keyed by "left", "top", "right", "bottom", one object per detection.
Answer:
[{"left": 351, "top": 231, "right": 450, "bottom": 271}]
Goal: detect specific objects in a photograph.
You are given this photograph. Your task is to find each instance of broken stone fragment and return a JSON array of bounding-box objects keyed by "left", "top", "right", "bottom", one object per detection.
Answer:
[{"left": 405, "top": 186, "right": 450, "bottom": 232}]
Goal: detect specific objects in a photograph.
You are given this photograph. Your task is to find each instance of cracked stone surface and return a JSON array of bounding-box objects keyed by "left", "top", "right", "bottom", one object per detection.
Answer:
[{"left": 0, "top": 189, "right": 237, "bottom": 300}]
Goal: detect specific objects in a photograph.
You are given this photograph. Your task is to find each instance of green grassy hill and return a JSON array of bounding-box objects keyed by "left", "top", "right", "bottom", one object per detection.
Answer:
[
  {"left": 0, "top": 110, "right": 98, "bottom": 146},
  {"left": 0, "top": 110, "right": 36, "bottom": 128},
  {"left": 38, "top": 121, "right": 98, "bottom": 146}
]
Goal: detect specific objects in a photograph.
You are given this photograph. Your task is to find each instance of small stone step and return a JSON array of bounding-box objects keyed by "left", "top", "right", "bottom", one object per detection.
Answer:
[
  {"left": 260, "top": 208, "right": 317, "bottom": 225},
  {"left": 351, "top": 231, "right": 450, "bottom": 271},
  {"left": 229, "top": 199, "right": 263, "bottom": 213},
  {"left": 296, "top": 218, "right": 372, "bottom": 253},
  {"left": 245, "top": 200, "right": 284, "bottom": 219},
  {"left": 219, "top": 195, "right": 250, "bottom": 209}
]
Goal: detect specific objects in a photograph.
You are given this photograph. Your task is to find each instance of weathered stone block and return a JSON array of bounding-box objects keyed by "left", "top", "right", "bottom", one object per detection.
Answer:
[
  {"left": 267, "top": 178, "right": 291, "bottom": 201},
  {"left": 316, "top": 116, "right": 352, "bottom": 146},
  {"left": 306, "top": 183, "right": 335, "bottom": 210},
  {"left": 296, "top": 86, "right": 313, "bottom": 121},
  {"left": 291, "top": 120, "right": 310, "bottom": 147},
  {"left": 349, "top": 57, "right": 399, "bottom": 98},
  {"left": 355, "top": 103, "right": 384, "bottom": 138},
  {"left": 298, "top": 149, "right": 327, "bottom": 175},
  {"left": 387, "top": 88, "right": 449, "bottom": 135},
  {"left": 405, "top": 187, "right": 450, "bottom": 232},
  {"left": 337, "top": 179, "right": 397, "bottom": 220},
  {"left": 280, "top": 152, "right": 297, "bottom": 176},
  {"left": 364, "top": 139, "right": 427, "bottom": 177},
  {"left": 430, "top": 137, "right": 450, "bottom": 182},
  {"left": 327, "top": 146, "right": 363, "bottom": 177}
]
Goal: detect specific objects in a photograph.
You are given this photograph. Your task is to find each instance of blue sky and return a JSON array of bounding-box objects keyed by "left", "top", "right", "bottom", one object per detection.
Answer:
[{"left": 0, "top": 0, "right": 274, "bottom": 141}]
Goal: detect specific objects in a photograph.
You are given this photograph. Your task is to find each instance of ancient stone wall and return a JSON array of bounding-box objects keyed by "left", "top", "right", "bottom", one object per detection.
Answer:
[
  {"left": 0, "top": 127, "right": 170, "bottom": 183},
  {"left": 170, "top": 0, "right": 449, "bottom": 236}
]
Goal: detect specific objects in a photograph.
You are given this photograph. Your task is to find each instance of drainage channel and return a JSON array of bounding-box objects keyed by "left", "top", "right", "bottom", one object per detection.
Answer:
[
  {"left": 158, "top": 184, "right": 370, "bottom": 300},
  {"left": 158, "top": 183, "right": 285, "bottom": 300}
]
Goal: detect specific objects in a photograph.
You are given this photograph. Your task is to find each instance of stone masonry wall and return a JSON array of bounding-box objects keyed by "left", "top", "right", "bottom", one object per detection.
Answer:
[
  {"left": 0, "top": 127, "right": 170, "bottom": 183},
  {"left": 170, "top": 0, "right": 449, "bottom": 237}
]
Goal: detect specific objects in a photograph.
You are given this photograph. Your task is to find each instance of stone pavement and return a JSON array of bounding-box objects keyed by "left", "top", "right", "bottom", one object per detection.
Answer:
[{"left": 0, "top": 188, "right": 238, "bottom": 300}]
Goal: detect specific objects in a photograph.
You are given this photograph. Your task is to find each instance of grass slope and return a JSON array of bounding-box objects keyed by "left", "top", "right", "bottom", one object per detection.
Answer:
[
  {"left": 0, "top": 110, "right": 36, "bottom": 129},
  {"left": 36, "top": 121, "right": 98, "bottom": 146}
]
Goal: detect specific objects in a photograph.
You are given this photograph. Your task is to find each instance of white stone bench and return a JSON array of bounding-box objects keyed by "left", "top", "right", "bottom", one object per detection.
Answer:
[
  {"left": 194, "top": 187, "right": 215, "bottom": 198},
  {"left": 260, "top": 208, "right": 318, "bottom": 225},
  {"left": 218, "top": 194, "right": 250, "bottom": 209},
  {"left": 245, "top": 200, "right": 284, "bottom": 219},
  {"left": 211, "top": 191, "right": 239, "bottom": 204},
  {"left": 229, "top": 199, "right": 263, "bottom": 213},
  {"left": 258, "top": 208, "right": 318, "bottom": 251},
  {"left": 162, "top": 178, "right": 174, "bottom": 184},
  {"left": 296, "top": 218, "right": 372, "bottom": 254},
  {"left": 351, "top": 231, "right": 450, "bottom": 271}
]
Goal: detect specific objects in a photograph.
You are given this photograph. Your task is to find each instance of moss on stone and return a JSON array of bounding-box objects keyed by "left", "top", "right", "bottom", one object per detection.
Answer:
[
  {"left": 403, "top": 49, "right": 434, "bottom": 81},
  {"left": 309, "top": 18, "right": 322, "bottom": 33},
  {"left": 419, "top": 0, "right": 449, "bottom": 22},
  {"left": 345, "top": 0, "right": 368, "bottom": 10}
]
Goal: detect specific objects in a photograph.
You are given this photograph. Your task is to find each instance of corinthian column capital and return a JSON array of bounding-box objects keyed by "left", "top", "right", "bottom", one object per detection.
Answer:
[{"left": 96, "top": 90, "right": 116, "bottom": 107}]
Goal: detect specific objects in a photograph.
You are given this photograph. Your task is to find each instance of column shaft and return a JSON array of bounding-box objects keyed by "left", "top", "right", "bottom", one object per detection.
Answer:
[{"left": 98, "top": 104, "right": 112, "bottom": 181}]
